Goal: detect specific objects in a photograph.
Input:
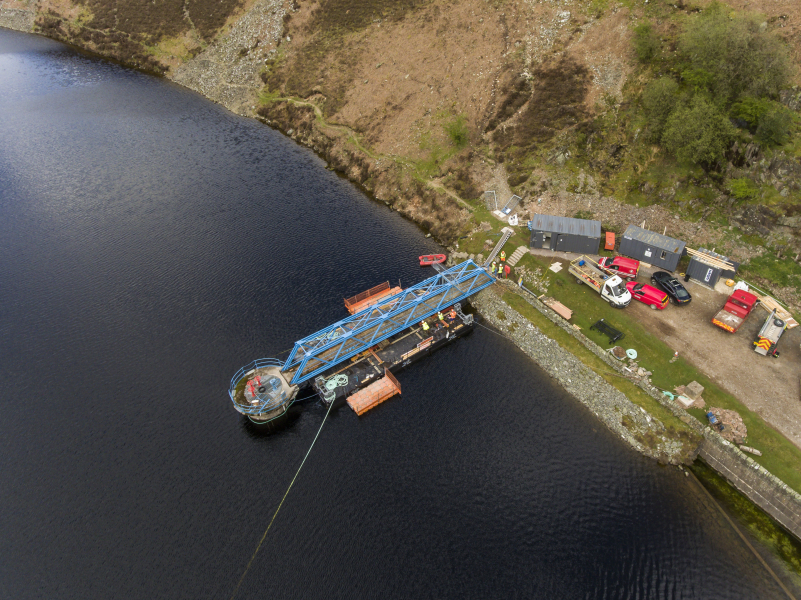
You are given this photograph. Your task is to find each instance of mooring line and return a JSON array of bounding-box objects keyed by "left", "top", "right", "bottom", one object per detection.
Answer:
[{"left": 229, "top": 399, "right": 335, "bottom": 600}]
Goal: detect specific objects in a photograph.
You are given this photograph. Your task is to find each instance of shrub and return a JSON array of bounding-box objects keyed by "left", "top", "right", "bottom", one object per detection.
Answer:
[
  {"left": 730, "top": 97, "right": 773, "bottom": 129},
  {"left": 642, "top": 77, "right": 679, "bottom": 143},
  {"left": 678, "top": 2, "right": 792, "bottom": 103},
  {"left": 756, "top": 107, "right": 794, "bottom": 147},
  {"left": 727, "top": 177, "right": 759, "bottom": 201},
  {"left": 444, "top": 115, "right": 470, "bottom": 149},
  {"left": 663, "top": 96, "right": 736, "bottom": 167},
  {"left": 731, "top": 98, "right": 794, "bottom": 146},
  {"left": 633, "top": 22, "right": 660, "bottom": 63}
]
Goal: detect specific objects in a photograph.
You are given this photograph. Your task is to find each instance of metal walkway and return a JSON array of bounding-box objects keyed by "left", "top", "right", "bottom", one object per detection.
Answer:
[
  {"left": 484, "top": 227, "right": 513, "bottom": 266},
  {"left": 281, "top": 260, "right": 494, "bottom": 385}
]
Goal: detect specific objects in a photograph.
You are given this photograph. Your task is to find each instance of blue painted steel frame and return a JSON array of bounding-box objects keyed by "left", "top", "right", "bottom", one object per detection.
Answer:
[{"left": 283, "top": 260, "right": 493, "bottom": 385}]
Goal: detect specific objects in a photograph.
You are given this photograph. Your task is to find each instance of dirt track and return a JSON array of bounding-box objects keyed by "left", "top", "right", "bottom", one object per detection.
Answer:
[{"left": 628, "top": 264, "right": 801, "bottom": 449}]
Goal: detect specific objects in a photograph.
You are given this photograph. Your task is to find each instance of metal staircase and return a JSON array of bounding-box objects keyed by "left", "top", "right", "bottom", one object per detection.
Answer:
[{"left": 484, "top": 227, "right": 513, "bottom": 266}]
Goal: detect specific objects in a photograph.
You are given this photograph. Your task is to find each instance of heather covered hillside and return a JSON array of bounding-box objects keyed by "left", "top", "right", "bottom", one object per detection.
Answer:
[{"left": 2, "top": 0, "right": 801, "bottom": 300}]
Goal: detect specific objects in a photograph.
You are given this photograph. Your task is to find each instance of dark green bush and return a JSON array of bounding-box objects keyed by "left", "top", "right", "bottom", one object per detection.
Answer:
[
  {"left": 445, "top": 116, "right": 470, "bottom": 149},
  {"left": 642, "top": 77, "right": 679, "bottom": 143},
  {"left": 663, "top": 96, "right": 736, "bottom": 167},
  {"left": 730, "top": 97, "right": 773, "bottom": 129},
  {"left": 756, "top": 107, "right": 794, "bottom": 147},
  {"left": 678, "top": 2, "right": 792, "bottom": 104},
  {"left": 633, "top": 22, "right": 660, "bottom": 63}
]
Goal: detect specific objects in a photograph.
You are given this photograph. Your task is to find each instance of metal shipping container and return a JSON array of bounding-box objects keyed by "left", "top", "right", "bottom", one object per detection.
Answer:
[
  {"left": 686, "top": 248, "right": 739, "bottom": 289},
  {"left": 528, "top": 214, "right": 601, "bottom": 255},
  {"left": 619, "top": 225, "right": 686, "bottom": 271}
]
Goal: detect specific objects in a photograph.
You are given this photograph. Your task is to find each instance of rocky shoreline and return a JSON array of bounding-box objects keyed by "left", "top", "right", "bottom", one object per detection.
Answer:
[
  {"left": 470, "top": 280, "right": 701, "bottom": 465},
  {"left": 469, "top": 277, "right": 801, "bottom": 539}
]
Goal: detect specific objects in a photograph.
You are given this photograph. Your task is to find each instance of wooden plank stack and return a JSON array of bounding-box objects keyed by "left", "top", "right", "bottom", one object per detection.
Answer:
[
  {"left": 756, "top": 295, "right": 798, "bottom": 329},
  {"left": 685, "top": 248, "right": 735, "bottom": 271}
]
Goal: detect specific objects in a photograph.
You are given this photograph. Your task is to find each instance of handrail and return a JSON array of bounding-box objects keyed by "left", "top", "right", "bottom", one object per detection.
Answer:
[{"left": 228, "top": 358, "right": 290, "bottom": 416}]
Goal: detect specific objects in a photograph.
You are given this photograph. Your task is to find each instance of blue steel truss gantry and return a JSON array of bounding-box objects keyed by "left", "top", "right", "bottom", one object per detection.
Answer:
[{"left": 281, "top": 260, "right": 494, "bottom": 385}]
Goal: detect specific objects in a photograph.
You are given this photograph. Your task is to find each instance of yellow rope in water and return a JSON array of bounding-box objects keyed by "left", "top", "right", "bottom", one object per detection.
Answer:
[{"left": 229, "top": 399, "right": 335, "bottom": 600}]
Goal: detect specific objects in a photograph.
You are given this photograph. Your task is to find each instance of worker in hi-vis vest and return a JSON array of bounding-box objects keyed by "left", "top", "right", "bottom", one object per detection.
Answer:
[
  {"left": 500, "top": 251, "right": 506, "bottom": 262},
  {"left": 497, "top": 263, "right": 504, "bottom": 277},
  {"left": 421, "top": 320, "right": 430, "bottom": 332},
  {"left": 491, "top": 261, "right": 497, "bottom": 275}
]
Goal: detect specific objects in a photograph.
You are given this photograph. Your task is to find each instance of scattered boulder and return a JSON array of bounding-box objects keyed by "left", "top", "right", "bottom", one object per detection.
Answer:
[
  {"left": 611, "top": 346, "right": 627, "bottom": 360},
  {"left": 684, "top": 381, "right": 704, "bottom": 400}
]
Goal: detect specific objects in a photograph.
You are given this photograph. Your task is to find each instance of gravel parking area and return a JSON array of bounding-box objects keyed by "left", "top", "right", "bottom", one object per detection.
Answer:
[
  {"left": 632, "top": 262, "right": 801, "bottom": 449},
  {"left": 529, "top": 248, "right": 801, "bottom": 449}
]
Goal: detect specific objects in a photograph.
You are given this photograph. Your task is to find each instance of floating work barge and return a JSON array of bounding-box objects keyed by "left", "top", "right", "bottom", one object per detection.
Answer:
[
  {"left": 313, "top": 303, "right": 475, "bottom": 411},
  {"left": 228, "top": 260, "right": 494, "bottom": 424}
]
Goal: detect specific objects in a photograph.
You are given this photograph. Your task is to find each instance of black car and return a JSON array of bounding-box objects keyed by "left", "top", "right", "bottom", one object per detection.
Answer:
[{"left": 650, "top": 271, "right": 692, "bottom": 305}]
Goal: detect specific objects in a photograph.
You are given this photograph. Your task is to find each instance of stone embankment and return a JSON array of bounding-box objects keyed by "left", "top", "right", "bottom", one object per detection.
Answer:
[
  {"left": 471, "top": 275, "right": 801, "bottom": 541},
  {"left": 470, "top": 282, "right": 698, "bottom": 465}
]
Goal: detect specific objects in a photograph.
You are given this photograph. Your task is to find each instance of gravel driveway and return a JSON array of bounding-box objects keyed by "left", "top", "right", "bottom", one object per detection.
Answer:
[
  {"left": 528, "top": 248, "right": 801, "bottom": 449},
  {"left": 625, "top": 263, "right": 801, "bottom": 449}
]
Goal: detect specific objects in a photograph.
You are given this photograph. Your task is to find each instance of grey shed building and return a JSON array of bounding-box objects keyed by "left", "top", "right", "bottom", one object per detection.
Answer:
[
  {"left": 528, "top": 214, "right": 601, "bottom": 254},
  {"left": 686, "top": 248, "right": 739, "bottom": 288},
  {"left": 619, "top": 225, "right": 686, "bottom": 271}
]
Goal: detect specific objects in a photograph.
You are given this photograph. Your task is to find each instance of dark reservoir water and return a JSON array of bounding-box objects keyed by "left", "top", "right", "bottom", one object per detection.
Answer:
[{"left": 0, "top": 27, "right": 797, "bottom": 599}]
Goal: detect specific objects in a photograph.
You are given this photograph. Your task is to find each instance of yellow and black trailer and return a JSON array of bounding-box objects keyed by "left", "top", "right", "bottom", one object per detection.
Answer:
[{"left": 753, "top": 309, "right": 786, "bottom": 358}]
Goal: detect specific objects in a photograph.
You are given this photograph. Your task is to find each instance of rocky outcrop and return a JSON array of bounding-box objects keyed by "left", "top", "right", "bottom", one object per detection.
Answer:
[
  {"left": 171, "top": 0, "right": 288, "bottom": 115},
  {"left": 0, "top": 3, "right": 34, "bottom": 31}
]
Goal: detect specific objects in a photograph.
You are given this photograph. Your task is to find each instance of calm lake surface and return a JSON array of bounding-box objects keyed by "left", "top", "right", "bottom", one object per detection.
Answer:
[{"left": 0, "top": 27, "right": 797, "bottom": 599}]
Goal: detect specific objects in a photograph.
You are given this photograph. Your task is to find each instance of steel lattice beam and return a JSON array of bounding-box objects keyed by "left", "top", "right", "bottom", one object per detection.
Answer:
[{"left": 282, "top": 260, "right": 494, "bottom": 385}]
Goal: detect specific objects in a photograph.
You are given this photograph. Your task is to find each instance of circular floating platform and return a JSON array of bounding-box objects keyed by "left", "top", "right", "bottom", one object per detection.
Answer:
[{"left": 243, "top": 374, "right": 284, "bottom": 407}]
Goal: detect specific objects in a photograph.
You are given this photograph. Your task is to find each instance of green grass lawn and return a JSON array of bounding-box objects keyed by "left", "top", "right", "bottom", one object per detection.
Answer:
[
  {"left": 502, "top": 291, "right": 698, "bottom": 446},
  {"left": 481, "top": 245, "right": 801, "bottom": 493}
]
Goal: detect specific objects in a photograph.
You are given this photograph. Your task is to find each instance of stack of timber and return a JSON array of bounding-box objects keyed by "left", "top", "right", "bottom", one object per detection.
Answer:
[
  {"left": 757, "top": 295, "right": 798, "bottom": 329},
  {"left": 685, "top": 248, "right": 735, "bottom": 271},
  {"left": 540, "top": 296, "right": 573, "bottom": 320}
]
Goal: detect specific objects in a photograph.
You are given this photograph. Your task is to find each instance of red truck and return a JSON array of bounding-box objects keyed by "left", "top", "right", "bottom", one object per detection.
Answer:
[
  {"left": 712, "top": 289, "right": 760, "bottom": 333},
  {"left": 597, "top": 256, "right": 640, "bottom": 280}
]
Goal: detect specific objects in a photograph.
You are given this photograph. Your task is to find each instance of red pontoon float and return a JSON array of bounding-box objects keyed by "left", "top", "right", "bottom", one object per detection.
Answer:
[{"left": 419, "top": 254, "right": 446, "bottom": 266}]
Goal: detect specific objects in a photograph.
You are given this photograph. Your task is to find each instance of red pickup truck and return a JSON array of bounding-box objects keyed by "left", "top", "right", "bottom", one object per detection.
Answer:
[{"left": 712, "top": 289, "right": 760, "bottom": 333}]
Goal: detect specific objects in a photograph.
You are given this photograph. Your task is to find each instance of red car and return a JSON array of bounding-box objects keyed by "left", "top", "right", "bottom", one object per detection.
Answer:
[
  {"left": 626, "top": 281, "right": 668, "bottom": 310},
  {"left": 598, "top": 256, "right": 640, "bottom": 280}
]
